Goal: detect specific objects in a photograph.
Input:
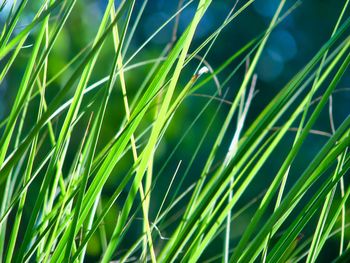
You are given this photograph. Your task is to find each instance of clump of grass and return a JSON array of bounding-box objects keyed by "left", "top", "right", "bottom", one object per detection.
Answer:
[{"left": 0, "top": 0, "right": 349, "bottom": 262}]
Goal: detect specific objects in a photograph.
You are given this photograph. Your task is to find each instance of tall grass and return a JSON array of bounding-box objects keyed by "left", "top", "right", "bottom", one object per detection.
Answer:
[{"left": 0, "top": 0, "right": 349, "bottom": 262}]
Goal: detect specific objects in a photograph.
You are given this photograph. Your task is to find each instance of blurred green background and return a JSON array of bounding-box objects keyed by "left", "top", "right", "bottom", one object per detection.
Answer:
[{"left": 0, "top": 0, "right": 349, "bottom": 261}]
